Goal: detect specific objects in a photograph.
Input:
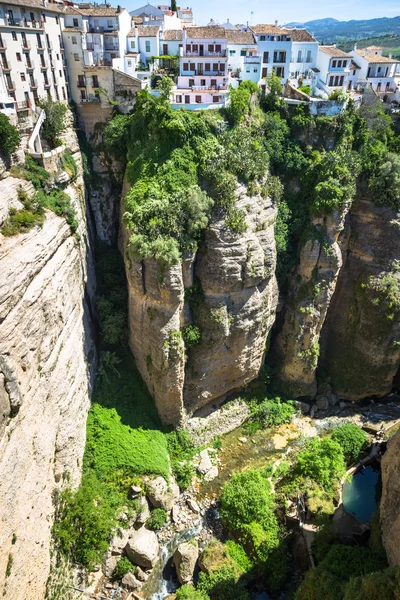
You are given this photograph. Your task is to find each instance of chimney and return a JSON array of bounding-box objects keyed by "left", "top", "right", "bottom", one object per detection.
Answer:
[
  {"left": 116, "top": 4, "right": 121, "bottom": 12},
  {"left": 363, "top": 49, "right": 366, "bottom": 57},
  {"left": 333, "top": 43, "right": 336, "bottom": 47},
  {"left": 389, "top": 52, "right": 393, "bottom": 59},
  {"left": 354, "top": 43, "right": 357, "bottom": 50},
  {"left": 274, "top": 19, "right": 278, "bottom": 26}
]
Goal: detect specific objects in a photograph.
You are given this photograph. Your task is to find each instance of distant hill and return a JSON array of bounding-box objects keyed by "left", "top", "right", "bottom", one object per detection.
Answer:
[{"left": 285, "top": 15, "right": 400, "bottom": 43}]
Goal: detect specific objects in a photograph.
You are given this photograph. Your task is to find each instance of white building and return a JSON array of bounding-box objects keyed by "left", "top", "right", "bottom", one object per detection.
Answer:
[
  {"left": 226, "top": 29, "right": 260, "bottom": 84},
  {"left": 250, "top": 24, "right": 292, "bottom": 82},
  {"left": 130, "top": 3, "right": 182, "bottom": 30},
  {"left": 177, "top": 7, "right": 194, "bottom": 26},
  {"left": 288, "top": 28, "right": 318, "bottom": 84},
  {"left": 160, "top": 28, "right": 182, "bottom": 56},
  {"left": 350, "top": 46, "right": 400, "bottom": 97},
  {"left": 316, "top": 45, "right": 352, "bottom": 92},
  {"left": 136, "top": 24, "right": 160, "bottom": 65},
  {"left": 0, "top": 0, "right": 68, "bottom": 113},
  {"left": 174, "top": 26, "right": 228, "bottom": 109}
]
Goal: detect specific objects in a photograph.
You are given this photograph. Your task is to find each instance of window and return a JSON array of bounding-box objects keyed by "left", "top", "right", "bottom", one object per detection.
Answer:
[
  {"left": 332, "top": 60, "right": 337, "bottom": 68},
  {"left": 107, "top": 19, "right": 113, "bottom": 28},
  {"left": 220, "top": 63, "right": 225, "bottom": 72},
  {"left": 40, "top": 54, "right": 45, "bottom": 67},
  {"left": 276, "top": 66, "right": 284, "bottom": 77},
  {"left": 74, "top": 53, "right": 79, "bottom": 61},
  {"left": 195, "top": 95, "right": 201, "bottom": 103},
  {"left": 12, "top": 32, "right": 17, "bottom": 41},
  {"left": 130, "top": 40, "right": 135, "bottom": 49},
  {"left": 145, "top": 40, "right": 150, "bottom": 52},
  {"left": 186, "top": 44, "right": 190, "bottom": 52},
  {"left": 73, "top": 18, "right": 78, "bottom": 26},
  {"left": 62, "top": 86, "right": 66, "bottom": 99},
  {"left": 78, "top": 74, "right": 85, "bottom": 86},
  {"left": 263, "top": 51, "right": 269, "bottom": 63},
  {"left": 337, "top": 60, "right": 342, "bottom": 67},
  {"left": 240, "top": 49, "right": 246, "bottom": 56},
  {"left": 41, "top": 13, "right": 46, "bottom": 22},
  {"left": 92, "top": 75, "right": 99, "bottom": 87},
  {"left": 254, "top": 67, "right": 257, "bottom": 72},
  {"left": 80, "top": 89, "right": 86, "bottom": 100},
  {"left": 215, "top": 44, "right": 221, "bottom": 52},
  {"left": 213, "top": 95, "right": 219, "bottom": 102},
  {"left": 127, "top": 60, "right": 131, "bottom": 66},
  {"left": 37, "top": 33, "right": 42, "bottom": 47},
  {"left": 72, "top": 36, "right": 77, "bottom": 45},
  {"left": 353, "top": 69, "right": 356, "bottom": 76},
  {"left": 57, "top": 53, "right": 60, "bottom": 60},
  {"left": 16, "top": 53, "right": 21, "bottom": 61},
  {"left": 210, "top": 78, "right": 216, "bottom": 87},
  {"left": 329, "top": 75, "right": 334, "bottom": 86},
  {"left": 189, "top": 78, "right": 194, "bottom": 86},
  {"left": 21, "top": 73, "right": 26, "bottom": 81},
  {"left": 212, "top": 63, "right": 218, "bottom": 71},
  {"left": 246, "top": 67, "right": 250, "bottom": 72},
  {"left": 229, "top": 50, "right": 235, "bottom": 56},
  {"left": 340, "top": 75, "right": 344, "bottom": 85},
  {"left": 192, "top": 44, "right": 198, "bottom": 52},
  {"left": 208, "top": 44, "right": 214, "bottom": 52},
  {"left": 306, "top": 50, "right": 312, "bottom": 63},
  {"left": 262, "top": 67, "right": 268, "bottom": 78},
  {"left": 260, "top": 35, "right": 266, "bottom": 41},
  {"left": 56, "top": 16, "right": 59, "bottom": 24},
  {"left": 185, "top": 94, "right": 190, "bottom": 103},
  {"left": 297, "top": 50, "right": 302, "bottom": 62},
  {"left": 205, "top": 63, "right": 210, "bottom": 71},
  {"left": 183, "top": 62, "right": 189, "bottom": 71},
  {"left": 176, "top": 94, "right": 182, "bottom": 103},
  {"left": 201, "top": 79, "right": 205, "bottom": 86},
  {"left": 273, "top": 51, "right": 286, "bottom": 63},
  {"left": 342, "top": 61, "right": 347, "bottom": 68},
  {"left": 59, "top": 69, "right": 62, "bottom": 77}
]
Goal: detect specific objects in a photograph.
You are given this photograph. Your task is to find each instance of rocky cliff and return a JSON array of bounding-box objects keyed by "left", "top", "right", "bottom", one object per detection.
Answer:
[
  {"left": 380, "top": 429, "right": 400, "bottom": 565},
  {"left": 0, "top": 129, "right": 95, "bottom": 600},
  {"left": 121, "top": 185, "right": 278, "bottom": 425}
]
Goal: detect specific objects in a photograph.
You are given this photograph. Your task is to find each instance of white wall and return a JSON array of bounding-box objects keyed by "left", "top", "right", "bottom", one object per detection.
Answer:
[
  {"left": 290, "top": 42, "right": 318, "bottom": 77},
  {"left": 138, "top": 35, "right": 159, "bottom": 63}
]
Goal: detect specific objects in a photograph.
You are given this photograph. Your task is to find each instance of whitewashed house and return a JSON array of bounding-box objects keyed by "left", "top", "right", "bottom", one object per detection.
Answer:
[
  {"left": 130, "top": 3, "right": 182, "bottom": 30},
  {"left": 316, "top": 46, "right": 352, "bottom": 93},
  {"left": 173, "top": 26, "right": 228, "bottom": 109},
  {"left": 226, "top": 29, "right": 260, "bottom": 84},
  {"left": 137, "top": 24, "right": 160, "bottom": 65},
  {"left": 0, "top": 0, "right": 68, "bottom": 111},
  {"left": 288, "top": 28, "right": 318, "bottom": 85},
  {"left": 350, "top": 46, "right": 400, "bottom": 97},
  {"left": 160, "top": 28, "right": 182, "bottom": 56},
  {"left": 250, "top": 24, "right": 292, "bottom": 82}
]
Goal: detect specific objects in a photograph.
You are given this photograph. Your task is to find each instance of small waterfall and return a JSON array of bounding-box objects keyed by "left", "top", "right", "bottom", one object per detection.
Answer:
[{"left": 141, "top": 520, "right": 203, "bottom": 600}]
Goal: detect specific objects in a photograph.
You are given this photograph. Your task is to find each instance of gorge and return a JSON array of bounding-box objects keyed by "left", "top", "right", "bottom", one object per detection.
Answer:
[{"left": 1, "top": 79, "right": 400, "bottom": 600}]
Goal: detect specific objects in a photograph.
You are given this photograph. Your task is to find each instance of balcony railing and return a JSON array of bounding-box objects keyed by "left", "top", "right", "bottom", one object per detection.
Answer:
[
  {"left": 81, "top": 94, "right": 100, "bottom": 103},
  {"left": 104, "top": 44, "right": 119, "bottom": 51},
  {"left": 1, "top": 61, "right": 11, "bottom": 72},
  {"left": 22, "top": 40, "right": 31, "bottom": 50},
  {"left": 44, "top": 80, "right": 51, "bottom": 88},
  {"left": 4, "top": 17, "right": 43, "bottom": 28},
  {"left": 0, "top": 39, "right": 6, "bottom": 49},
  {"left": 184, "top": 50, "right": 227, "bottom": 57},
  {"left": 6, "top": 79, "right": 16, "bottom": 90},
  {"left": 30, "top": 79, "right": 39, "bottom": 88},
  {"left": 15, "top": 99, "right": 31, "bottom": 111},
  {"left": 191, "top": 84, "right": 225, "bottom": 90},
  {"left": 40, "top": 62, "right": 47, "bottom": 70},
  {"left": 243, "top": 55, "right": 261, "bottom": 63},
  {"left": 26, "top": 60, "right": 35, "bottom": 70},
  {"left": 183, "top": 69, "right": 226, "bottom": 76}
]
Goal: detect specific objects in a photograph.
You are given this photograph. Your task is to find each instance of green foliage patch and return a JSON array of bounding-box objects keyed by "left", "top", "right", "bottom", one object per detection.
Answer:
[{"left": 0, "top": 113, "right": 20, "bottom": 155}]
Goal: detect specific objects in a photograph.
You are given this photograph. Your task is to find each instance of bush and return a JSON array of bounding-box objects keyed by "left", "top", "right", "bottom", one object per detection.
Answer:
[
  {"left": 249, "top": 397, "right": 295, "bottom": 429},
  {"left": 61, "top": 149, "right": 78, "bottom": 181},
  {"left": 298, "top": 85, "right": 311, "bottom": 96},
  {"left": 182, "top": 325, "right": 201, "bottom": 348},
  {"left": 147, "top": 508, "right": 167, "bottom": 530},
  {"left": 296, "top": 436, "right": 346, "bottom": 490},
  {"left": 225, "top": 541, "right": 253, "bottom": 573},
  {"left": 0, "top": 113, "right": 20, "bottom": 154},
  {"left": 103, "top": 114, "right": 131, "bottom": 161},
  {"left": 331, "top": 424, "right": 368, "bottom": 463},
  {"left": 344, "top": 566, "right": 400, "bottom": 600},
  {"left": 167, "top": 429, "right": 196, "bottom": 490},
  {"left": 197, "top": 565, "right": 250, "bottom": 600},
  {"left": 113, "top": 556, "right": 136, "bottom": 579},
  {"left": 370, "top": 152, "right": 400, "bottom": 210},
  {"left": 37, "top": 98, "right": 67, "bottom": 148},
  {"left": 176, "top": 585, "right": 210, "bottom": 600}
]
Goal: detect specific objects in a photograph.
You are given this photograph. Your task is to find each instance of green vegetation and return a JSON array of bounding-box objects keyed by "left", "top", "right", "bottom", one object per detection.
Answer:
[
  {"left": 167, "top": 428, "right": 196, "bottom": 489},
  {"left": 298, "top": 85, "right": 311, "bottom": 96},
  {"left": 37, "top": 98, "right": 68, "bottom": 148},
  {"left": 198, "top": 565, "right": 250, "bottom": 600},
  {"left": 61, "top": 149, "right": 78, "bottom": 181},
  {"left": 331, "top": 423, "right": 368, "bottom": 462},
  {"left": 10, "top": 155, "right": 50, "bottom": 189},
  {"left": 176, "top": 585, "right": 210, "bottom": 600},
  {"left": 182, "top": 324, "right": 201, "bottom": 348},
  {"left": 0, "top": 113, "right": 20, "bottom": 155},
  {"left": 102, "top": 113, "right": 131, "bottom": 162},
  {"left": 113, "top": 556, "right": 136, "bottom": 579},
  {"left": 146, "top": 507, "right": 167, "bottom": 530},
  {"left": 247, "top": 396, "right": 295, "bottom": 430}
]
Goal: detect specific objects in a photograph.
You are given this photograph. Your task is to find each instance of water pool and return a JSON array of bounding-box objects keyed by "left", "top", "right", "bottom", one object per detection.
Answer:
[{"left": 343, "top": 463, "right": 382, "bottom": 523}]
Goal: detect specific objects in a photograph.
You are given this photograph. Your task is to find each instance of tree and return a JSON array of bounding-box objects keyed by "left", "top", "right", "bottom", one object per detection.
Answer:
[
  {"left": 331, "top": 424, "right": 368, "bottom": 463},
  {"left": 0, "top": 113, "right": 21, "bottom": 155},
  {"left": 370, "top": 152, "right": 400, "bottom": 210},
  {"left": 170, "top": 0, "right": 177, "bottom": 11},
  {"left": 296, "top": 437, "right": 346, "bottom": 490},
  {"left": 262, "top": 70, "right": 283, "bottom": 112},
  {"left": 37, "top": 98, "right": 67, "bottom": 148},
  {"left": 157, "top": 76, "right": 175, "bottom": 100}
]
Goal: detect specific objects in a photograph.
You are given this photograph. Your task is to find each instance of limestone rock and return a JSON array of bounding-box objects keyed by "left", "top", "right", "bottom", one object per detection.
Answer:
[
  {"left": 174, "top": 541, "right": 199, "bottom": 584},
  {"left": 102, "top": 555, "right": 118, "bottom": 578},
  {"left": 310, "top": 405, "right": 318, "bottom": 418},
  {"left": 110, "top": 529, "right": 130, "bottom": 555},
  {"left": 187, "top": 498, "right": 200, "bottom": 514},
  {"left": 136, "top": 566, "right": 148, "bottom": 582},
  {"left": 129, "top": 485, "right": 142, "bottom": 498},
  {"left": 126, "top": 527, "right": 159, "bottom": 569},
  {"left": 136, "top": 495, "right": 151, "bottom": 526},
  {"left": 146, "top": 476, "right": 180, "bottom": 511},
  {"left": 122, "top": 572, "right": 142, "bottom": 590},
  {"left": 171, "top": 505, "right": 180, "bottom": 523},
  {"left": 316, "top": 395, "right": 329, "bottom": 410},
  {"left": 204, "top": 466, "right": 219, "bottom": 482},
  {"left": 197, "top": 449, "right": 212, "bottom": 474},
  {"left": 380, "top": 430, "right": 400, "bottom": 565}
]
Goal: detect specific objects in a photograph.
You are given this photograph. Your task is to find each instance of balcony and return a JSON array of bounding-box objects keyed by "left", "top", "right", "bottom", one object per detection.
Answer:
[
  {"left": 4, "top": 17, "right": 43, "bottom": 28},
  {"left": 15, "top": 99, "right": 31, "bottom": 111},
  {"left": 29, "top": 79, "right": 39, "bottom": 88},
  {"left": 26, "top": 60, "right": 35, "bottom": 70},
  {"left": 104, "top": 44, "right": 119, "bottom": 51},
  {"left": 184, "top": 50, "right": 227, "bottom": 58},
  {"left": 243, "top": 55, "right": 261, "bottom": 63},
  {"left": 191, "top": 84, "right": 225, "bottom": 91},
  {"left": 40, "top": 62, "right": 47, "bottom": 70},
  {"left": 77, "top": 79, "right": 86, "bottom": 88},
  {"left": 81, "top": 94, "right": 100, "bottom": 103},
  {"left": 1, "top": 61, "right": 11, "bottom": 72},
  {"left": 183, "top": 69, "right": 226, "bottom": 76},
  {"left": 6, "top": 79, "right": 16, "bottom": 91},
  {"left": 22, "top": 40, "right": 31, "bottom": 50},
  {"left": 0, "top": 39, "right": 6, "bottom": 50},
  {"left": 44, "top": 81, "right": 51, "bottom": 88},
  {"left": 47, "top": 41, "right": 53, "bottom": 50}
]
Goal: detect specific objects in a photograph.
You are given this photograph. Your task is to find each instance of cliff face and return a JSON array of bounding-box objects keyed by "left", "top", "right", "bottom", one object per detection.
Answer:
[
  {"left": 381, "top": 429, "right": 400, "bottom": 565},
  {"left": 321, "top": 195, "right": 400, "bottom": 400},
  {"left": 274, "top": 205, "right": 348, "bottom": 397},
  {"left": 122, "top": 185, "right": 278, "bottom": 425},
  {"left": 0, "top": 130, "right": 95, "bottom": 600}
]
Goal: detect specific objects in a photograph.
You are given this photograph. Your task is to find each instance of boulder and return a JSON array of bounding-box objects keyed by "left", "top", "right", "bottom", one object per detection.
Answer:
[
  {"left": 126, "top": 527, "right": 159, "bottom": 569},
  {"left": 121, "top": 572, "right": 142, "bottom": 590},
  {"left": 129, "top": 485, "right": 142, "bottom": 498},
  {"left": 147, "top": 476, "right": 180, "bottom": 511},
  {"left": 101, "top": 554, "right": 118, "bottom": 578},
  {"left": 171, "top": 505, "right": 180, "bottom": 523},
  {"left": 310, "top": 404, "right": 318, "bottom": 418},
  {"left": 197, "top": 449, "right": 212, "bottom": 475},
  {"left": 174, "top": 541, "right": 199, "bottom": 584},
  {"left": 316, "top": 395, "right": 329, "bottom": 410},
  {"left": 136, "top": 495, "right": 150, "bottom": 526},
  {"left": 110, "top": 529, "right": 130, "bottom": 555},
  {"left": 328, "top": 393, "right": 339, "bottom": 406},
  {"left": 136, "top": 566, "right": 149, "bottom": 582},
  {"left": 204, "top": 466, "right": 218, "bottom": 482},
  {"left": 187, "top": 498, "right": 200, "bottom": 514}
]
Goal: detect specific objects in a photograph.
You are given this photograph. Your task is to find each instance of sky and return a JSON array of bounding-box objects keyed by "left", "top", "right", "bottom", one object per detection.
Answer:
[{"left": 125, "top": 0, "right": 400, "bottom": 26}]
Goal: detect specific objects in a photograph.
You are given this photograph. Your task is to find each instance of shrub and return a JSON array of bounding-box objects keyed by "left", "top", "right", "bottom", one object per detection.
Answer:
[
  {"left": 113, "top": 556, "right": 136, "bottom": 579},
  {"left": 0, "top": 113, "right": 20, "bottom": 154},
  {"left": 331, "top": 424, "right": 368, "bottom": 463},
  {"left": 61, "top": 149, "right": 78, "bottom": 181},
  {"left": 344, "top": 566, "right": 400, "bottom": 600},
  {"left": 147, "top": 508, "right": 167, "bottom": 530},
  {"left": 167, "top": 429, "right": 196, "bottom": 490},
  {"left": 37, "top": 98, "right": 67, "bottom": 148},
  {"left": 296, "top": 437, "right": 346, "bottom": 490},
  {"left": 197, "top": 565, "right": 250, "bottom": 600},
  {"left": 225, "top": 541, "right": 253, "bottom": 573},
  {"left": 298, "top": 85, "right": 311, "bottom": 95},
  {"left": 249, "top": 397, "right": 295, "bottom": 429},
  {"left": 176, "top": 585, "right": 210, "bottom": 600},
  {"left": 103, "top": 114, "right": 131, "bottom": 161},
  {"left": 370, "top": 152, "right": 400, "bottom": 211},
  {"left": 182, "top": 325, "right": 201, "bottom": 348}
]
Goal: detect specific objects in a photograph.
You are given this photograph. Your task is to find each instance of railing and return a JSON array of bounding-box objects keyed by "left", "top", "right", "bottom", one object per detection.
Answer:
[
  {"left": 184, "top": 50, "right": 227, "bottom": 57},
  {"left": 191, "top": 84, "right": 225, "bottom": 90},
  {"left": 22, "top": 40, "right": 31, "bottom": 50},
  {"left": 6, "top": 79, "right": 16, "bottom": 90},
  {"left": 1, "top": 61, "right": 11, "bottom": 71},
  {"left": 29, "top": 79, "right": 39, "bottom": 88},
  {"left": 44, "top": 80, "right": 51, "bottom": 88},
  {"left": 0, "top": 39, "right": 6, "bottom": 49},
  {"left": 243, "top": 55, "right": 261, "bottom": 63},
  {"left": 104, "top": 44, "right": 119, "bottom": 51},
  {"left": 182, "top": 69, "right": 226, "bottom": 76},
  {"left": 15, "top": 100, "right": 31, "bottom": 111},
  {"left": 26, "top": 60, "right": 35, "bottom": 70},
  {"left": 81, "top": 94, "right": 100, "bottom": 103},
  {"left": 40, "top": 61, "right": 47, "bottom": 70},
  {"left": 4, "top": 17, "right": 43, "bottom": 28}
]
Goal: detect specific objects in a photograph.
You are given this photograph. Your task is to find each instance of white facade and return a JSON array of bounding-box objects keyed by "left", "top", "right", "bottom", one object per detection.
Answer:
[
  {"left": 0, "top": 0, "right": 68, "bottom": 112},
  {"left": 226, "top": 30, "right": 260, "bottom": 83},
  {"left": 251, "top": 25, "right": 292, "bottom": 82},
  {"left": 174, "top": 26, "right": 228, "bottom": 108},
  {"left": 137, "top": 25, "right": 160, "bottom": 65},
  {"left": 316, "top": 46, "right": 352, "bottom": 90},
  {"left": 288, "top": 30, "right": 318, "bottom": 84},
  {"left": 350, "top": 47, "right": 400, "bottom": 96}
]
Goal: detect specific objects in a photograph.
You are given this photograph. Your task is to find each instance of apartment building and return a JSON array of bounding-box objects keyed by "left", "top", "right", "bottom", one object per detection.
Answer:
[
  {"left": 349, "top": 46, "right": 400, "bottom": 96},
  {"left": 173, "top": 26, "right": 228, "bottom": 108},
  {"left": 226, "top": 29, "right": 260, "bottom": 84},
  {"left": 0, "top": 0, "right": 68, "bottom": 113},
  {"left": 288, "top": 28, "right": 318, "bottom": 83},
  {"left": 316, "top": 45, "right": 352, "bottom": 91},
  {"left": 130, "top": 3, "right": 182, "bottom": 29},
  {"left": 62, "top": 5, "right": 131, "bottom": 104},
  {"left": 250, "top": 24, "right": 292, "bottom": 82}
]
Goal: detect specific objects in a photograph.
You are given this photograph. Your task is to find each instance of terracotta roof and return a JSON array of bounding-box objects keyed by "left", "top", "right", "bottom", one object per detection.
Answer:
[
  {"left": 366, "top": 45, "right": 384, "bottom": 51},
  {"left": 319, "top": 46, "right": 352, "bottom": 58},
  {"left": 286, "top": 28, "right": 316, "bottom": 42},
  {"left": 225, "top": 29, "right": 255, "bottom": 44},
  {"left": 63, "top": 27, "right": 83, "bottom": 32},
  {"left": 5, "top": 0, "right": 69, "bottom": 13},
  {"left": 132, "top": 16, "right": 143, "bottom": 23},
  {"left": 251, "top": 24, "right": 288, "bottom": 34},
  {"left": 137, "top": 25, "right": 160, "bottom": 36},
  {"left": 163, "top": 29, "right": 183, "bottom": 40},
  {"left": 354, "top": 49, "right": 400, "bottom": 64},
  {"left": 71, "top": 7, "right": 127, "bottom": 16},
  {"left": 351, "top": 60, "right": 361, "bottom": 69},
  {"left": 186, "top": 26, "right": 226, "bottom": 39}
]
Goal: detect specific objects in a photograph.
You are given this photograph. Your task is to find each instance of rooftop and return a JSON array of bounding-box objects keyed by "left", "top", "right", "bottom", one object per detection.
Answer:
[
  {"left": 251, "top": 24, "right": 288, "bottom": 35},
  {"left": 163, "top": 29, "right": 183, "bottom": 40},
  {"left": 3, "top": 0, "right": 70, "bottom": 13},
  {"left": 186, "top": 26, "right": 226, "bottom": 39},
  {"left": 354, "top": 49, "right": 400, "bottom": 64},
  {"left": 319, "top": 45, "right": 352, "bottom": 58},
  {"left": 130, "top": 3, "right": 164, "bottom": 17},
  {"left": 66, "top": 5, "right": 127, "bottom": 15},
  {"left": 225, "top": 29, "right": 255, "bottom": 44},
  {"left": 137, "top": 25, "right": 160, "bottom": 37},
  {"left": 286, "top": 28, "right": 317, "bottom": 42}
]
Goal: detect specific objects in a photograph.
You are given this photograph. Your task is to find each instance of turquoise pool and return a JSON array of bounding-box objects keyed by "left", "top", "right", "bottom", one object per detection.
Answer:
[{"left": 343, "top": 463, "right": 382, "bottom": 523}]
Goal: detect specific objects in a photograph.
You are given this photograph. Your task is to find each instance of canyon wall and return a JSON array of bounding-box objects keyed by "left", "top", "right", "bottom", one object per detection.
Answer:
[
  {"left": 0, "top": 128, "right": 95, "bottom": 600},
  {"left": 121, "top": 184, "right": 278, "bottom": 425},
  {"left": 380, "top": 429, "right": 400, "bottom": 566}
]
